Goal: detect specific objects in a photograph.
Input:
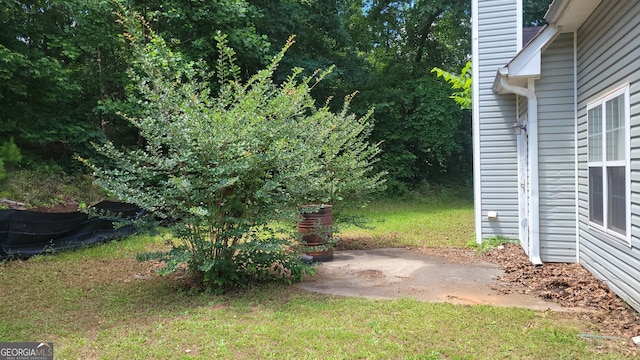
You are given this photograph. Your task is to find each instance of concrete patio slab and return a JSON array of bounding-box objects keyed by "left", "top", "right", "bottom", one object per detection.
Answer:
[{"left": 296, "top": 248, "right": 575, "bottom": 311}]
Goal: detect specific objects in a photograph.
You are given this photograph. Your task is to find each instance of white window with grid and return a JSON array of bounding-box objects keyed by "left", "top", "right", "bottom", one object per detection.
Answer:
[{"left": 587, "top": 85, "right": 630, "bottom": 243}]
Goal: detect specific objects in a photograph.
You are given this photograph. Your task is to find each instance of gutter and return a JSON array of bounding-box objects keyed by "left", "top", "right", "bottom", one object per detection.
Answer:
[
  {"left": 497, "top": 69, "right": 543, "bottom": 265},
  {"left": 544, "top": 0, "right": 570, "bottom": 24}
]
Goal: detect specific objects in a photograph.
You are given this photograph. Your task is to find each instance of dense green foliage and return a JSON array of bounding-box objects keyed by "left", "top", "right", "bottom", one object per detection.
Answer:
[
  {"left": 0, "top": 0, "right": 128, "bottom": 163},
  {"left": 1, "top": 0, "right": 553, "bottom": 194},
  {"left": 0, "top": 0, "right": 477, "bottom": 194},
  {"left": 431, "top": 61, "right": 472, "bottom": 111},
  {"left": 345, "top": 1, "right": 473, "bottom": 193},
  {"left": 82, "top": 12, "right": 385, "bottom": 291}
]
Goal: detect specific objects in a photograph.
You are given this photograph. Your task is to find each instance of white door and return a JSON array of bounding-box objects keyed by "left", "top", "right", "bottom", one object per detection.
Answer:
[{"left": 516, "top": 116, "right": 529, "bottom": 255}]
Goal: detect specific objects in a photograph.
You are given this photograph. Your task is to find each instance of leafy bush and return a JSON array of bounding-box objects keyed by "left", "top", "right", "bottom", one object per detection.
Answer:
[
  {"left": 82, "top": 10, "right": 385, "bottom": 292},
  {"left": 0, "top": 137, "right": 22, "bottom": 164},
  {"left": 431, "top": 61, "right": 472, "bottom": 110}
]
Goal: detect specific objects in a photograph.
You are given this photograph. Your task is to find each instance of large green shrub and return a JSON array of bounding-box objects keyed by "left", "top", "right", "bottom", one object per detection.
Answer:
[{"left": 82, "top": 11, "right": 385, "bottom": 292}]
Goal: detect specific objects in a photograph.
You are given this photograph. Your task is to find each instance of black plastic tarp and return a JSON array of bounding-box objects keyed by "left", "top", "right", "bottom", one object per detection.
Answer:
[{"left": 0, "top": 201, "right": 143, "bottom": 259}]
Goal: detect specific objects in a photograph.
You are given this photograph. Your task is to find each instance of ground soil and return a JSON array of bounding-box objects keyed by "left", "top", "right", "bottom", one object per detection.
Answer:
[
  {"left": 1, "top": 198, "right": 80, "bottom": 212},
  {"left": 420, "top": 244, "right": 640, "bottom": 355}
]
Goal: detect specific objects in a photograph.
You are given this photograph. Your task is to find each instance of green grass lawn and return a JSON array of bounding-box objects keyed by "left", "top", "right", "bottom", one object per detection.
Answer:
[
  {"left": 338, "top": 197, "right": 475, "bottom": 249},
  {"left": 0, "top": 198, "right": 633, "bottom": 359}
]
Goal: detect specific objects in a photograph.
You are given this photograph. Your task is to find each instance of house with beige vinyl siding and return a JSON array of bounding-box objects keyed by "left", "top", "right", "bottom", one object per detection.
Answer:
[{"left": 473, "top": 0, "right": 640, "bottom": 311}]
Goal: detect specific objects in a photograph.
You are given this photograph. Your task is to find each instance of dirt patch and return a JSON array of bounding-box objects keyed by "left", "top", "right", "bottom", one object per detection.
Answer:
[
  {"left": 416, "top": 246, "right": 483, "bottom": 263},
  {"left": 30, "top": 201, "right": 80, "bottom": 213},
  {"left": 355, "top": 269, "right": 385, "bottom": 278},
  {"left": 421, "top": 244, "right": 640, "bottom": 354}
]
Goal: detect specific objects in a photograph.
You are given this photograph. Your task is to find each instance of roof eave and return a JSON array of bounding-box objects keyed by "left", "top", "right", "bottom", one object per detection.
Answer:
[
  {"left": 492, "top": 26, "right": 559, "bottom": 93},
  {"left": 545, "top": 0, "right": 601, "bottom": 31}
]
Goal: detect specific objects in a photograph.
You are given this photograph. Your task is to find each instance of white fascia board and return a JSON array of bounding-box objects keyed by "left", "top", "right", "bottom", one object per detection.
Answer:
[
  {"left": 492, "top": 26, "right": 559, "bottom": 93},
  {"left": 545, "top": 0, "right": 601, "bottom": 31},
  {"left": 545, "top": 0, "right": 570, "bottom": 24},
  {"left": 509, "top": 49, "right": 542, "bottom": 78}
]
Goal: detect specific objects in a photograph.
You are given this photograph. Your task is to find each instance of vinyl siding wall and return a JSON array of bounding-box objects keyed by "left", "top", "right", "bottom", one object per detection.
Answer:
[
  {"left": 576, "top": 1, "right": 640, "bottom": 311},
  {"left": 536, "top": 33, "right": 577, "bottom": 262},
  {"left": 476, "top": 0, "right": 520, "bottom": 239}
]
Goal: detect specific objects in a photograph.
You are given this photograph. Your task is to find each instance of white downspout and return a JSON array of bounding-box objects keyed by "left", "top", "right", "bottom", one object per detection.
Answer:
[
  {"left": 471, "top": 0, "right": 482, "bottom": 245},
  {"left": 573, "top": 31, "right": 580, "bottom": 263},
  {"left": 498, "top": 72, "right": 543, "bottom": 265}
]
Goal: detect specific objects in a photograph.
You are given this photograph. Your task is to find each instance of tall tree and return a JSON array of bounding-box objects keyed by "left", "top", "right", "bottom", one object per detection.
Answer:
[
  {"left": 349, "top": 0, "right": 472, "bottom": 192},
  {"left": 0, "top": 0, "right": 131, "bottom": 162},
  {"left": 0, "top": 0, "right": 272, "bottom": 164},
  {"left": 249, "top": 0, "right": 369, "bottom": 107},
  {"left": 524, "top": 0, "right": 553, "bottom": 26},
  {"left": 131, "top": 0, "right": 270, "bottom": 78},
  {"left": 1, "top": 0, "right": 475, "bottom": 193}
]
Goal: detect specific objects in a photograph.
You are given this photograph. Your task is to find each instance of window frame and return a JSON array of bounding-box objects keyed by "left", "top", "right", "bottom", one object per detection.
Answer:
[{"left": 586, "top": 85, "right": 631, "bottom": 244}]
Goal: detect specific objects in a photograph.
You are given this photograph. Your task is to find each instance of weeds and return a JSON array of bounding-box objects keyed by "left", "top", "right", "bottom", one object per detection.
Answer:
[
  {"left": 469, "top": 236, "right": 518, "bottom": 254},
  {"left": 1, "top": 169, "right": 105, "bottom": 208}
]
